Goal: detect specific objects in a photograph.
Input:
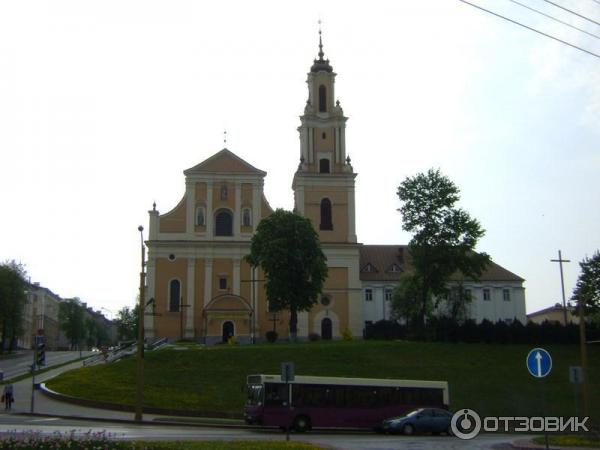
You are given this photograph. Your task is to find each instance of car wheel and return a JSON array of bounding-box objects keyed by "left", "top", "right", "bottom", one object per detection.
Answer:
[
  {"left": 293, "top": 415, "right": 311, "bottom": 433},
  {"left": 402, "top": 424, "right": 415, "bottom": 435}
]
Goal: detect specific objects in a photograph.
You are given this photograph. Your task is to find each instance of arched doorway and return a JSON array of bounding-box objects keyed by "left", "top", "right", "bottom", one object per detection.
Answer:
[
  {"left": 222, "top": 321, "right": 234, "bottom": 343},
  {"left": 321, "top": 318, "right": 332, "bottom": 340}
]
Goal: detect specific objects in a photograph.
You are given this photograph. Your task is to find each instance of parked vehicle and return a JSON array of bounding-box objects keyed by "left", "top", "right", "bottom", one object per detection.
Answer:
[
  {"left": 244, "top": 374, "right": 449, "bottom": 431},
  {"left": 380, "top": 408, "right": 454, "bottom": 435}
]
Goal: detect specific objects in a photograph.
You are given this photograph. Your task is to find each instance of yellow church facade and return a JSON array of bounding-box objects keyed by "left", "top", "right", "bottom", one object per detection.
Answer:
[{"left": 145, "top": 37, "right": 364, "bottom": 344}]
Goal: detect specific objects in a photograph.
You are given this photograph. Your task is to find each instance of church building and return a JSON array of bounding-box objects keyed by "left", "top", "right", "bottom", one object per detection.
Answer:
[{"left": 144, "top": 34, "right": 526, "bottom": 344}]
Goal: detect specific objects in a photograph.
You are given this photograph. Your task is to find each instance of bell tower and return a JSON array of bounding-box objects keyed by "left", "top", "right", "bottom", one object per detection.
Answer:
[{"left": 293, "top": 29, "right": 357, "bottom": 244}]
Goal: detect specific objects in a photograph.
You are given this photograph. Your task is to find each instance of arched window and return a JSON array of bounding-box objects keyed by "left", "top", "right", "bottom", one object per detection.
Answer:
[
  {"left": 320, "top": 198, "right": 332, "bottom": 230},
  {"left": 321, "top": 318, "right": 332, "bottom": 340},
  {"left": 319, "top": 158, "right": 330, "bottom": 174},
  {"left": 242, "top": 208, "right": 252, "bottom": 227},
  {"left": 169, "top": 279, "right": 180, "bottom": 312},
  {"left": 196, "top": 206, "right": 206, "bottom": 226},
  {"left": 318, "top": 85, "right": 327, "bottom": 112},
  {"left": 215, "top": 209, "right": 233, "bottom": 236}
]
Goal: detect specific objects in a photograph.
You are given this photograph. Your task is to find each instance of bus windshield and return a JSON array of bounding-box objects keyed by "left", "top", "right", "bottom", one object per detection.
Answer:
[{"left": 247, "top": 384, "right": 263, "bottom": 405}]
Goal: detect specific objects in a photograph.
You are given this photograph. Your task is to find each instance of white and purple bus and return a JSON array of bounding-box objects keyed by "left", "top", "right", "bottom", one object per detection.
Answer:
[{"left": 244, "top": 374, "right": 449, "bottom": 431}]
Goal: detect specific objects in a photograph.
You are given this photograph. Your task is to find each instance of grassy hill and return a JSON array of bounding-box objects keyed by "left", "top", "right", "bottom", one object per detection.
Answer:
[{"left": 46, "top": 340, "right": 599, "bottom": 422}]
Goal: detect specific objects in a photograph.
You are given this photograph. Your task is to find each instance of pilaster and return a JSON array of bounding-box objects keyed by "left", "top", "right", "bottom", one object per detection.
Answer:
[
  {"left": 203, "top": 258, "right": 213, "bottom": 307},
  {"left": 185, "top": 258, "right": 195, "bottom": 338},
  {"left": 206, "top": 182, "right": 214, "bottom": 237}
]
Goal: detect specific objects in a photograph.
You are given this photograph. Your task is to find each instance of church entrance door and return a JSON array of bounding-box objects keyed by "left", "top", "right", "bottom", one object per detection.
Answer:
[{"left": 222, "top": 321, "right": 234, "bottom": 343}]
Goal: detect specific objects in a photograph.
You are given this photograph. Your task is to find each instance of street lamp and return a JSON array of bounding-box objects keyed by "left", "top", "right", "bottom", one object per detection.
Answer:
[{"left": 135, "top": 225, "right": 145, "bottom": 422}]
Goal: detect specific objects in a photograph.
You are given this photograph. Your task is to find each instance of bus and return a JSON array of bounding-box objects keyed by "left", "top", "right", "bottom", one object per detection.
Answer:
[{"left": 244, "top": 374, "right": 449, "bottom": 431}]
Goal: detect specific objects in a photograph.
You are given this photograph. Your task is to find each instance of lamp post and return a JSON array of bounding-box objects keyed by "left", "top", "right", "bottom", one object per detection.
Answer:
[{"left": 135, "top": 225, "right": 145, "bottom": 422}]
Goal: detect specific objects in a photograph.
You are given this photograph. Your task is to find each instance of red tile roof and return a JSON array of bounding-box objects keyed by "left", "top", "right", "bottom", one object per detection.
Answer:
[{"left": 359, "top": 245, "right": 524, "bottom": 282}]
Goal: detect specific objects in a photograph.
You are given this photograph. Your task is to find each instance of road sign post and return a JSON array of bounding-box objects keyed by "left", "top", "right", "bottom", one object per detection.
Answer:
[
  {"left": 281, "top": 362, "right": 295, "bottom": 442},
  {"left": 569, "top": 366, "right": 583, "bottom": 417},
  {"left": 526, "top": 348, "right": 552, "bottom": 450}
]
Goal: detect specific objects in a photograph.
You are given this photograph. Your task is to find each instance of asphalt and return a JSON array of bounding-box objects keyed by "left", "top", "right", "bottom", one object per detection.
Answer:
[{"left": 0, "top": 360, "right": 594, "bottom": 449}]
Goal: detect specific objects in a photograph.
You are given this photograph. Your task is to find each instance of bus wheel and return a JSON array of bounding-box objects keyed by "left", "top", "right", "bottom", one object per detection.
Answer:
[
  {"left": 402, "top": 424, "right": 415, "bottom": 435},
  {"left": 293, "top": 415, "right": 311, "bottom": 432}
]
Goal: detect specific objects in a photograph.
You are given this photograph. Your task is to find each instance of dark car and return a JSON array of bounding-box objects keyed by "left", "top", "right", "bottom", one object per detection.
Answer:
[{"left": 381, "top": 408, "right": 454, "bottom": 435}]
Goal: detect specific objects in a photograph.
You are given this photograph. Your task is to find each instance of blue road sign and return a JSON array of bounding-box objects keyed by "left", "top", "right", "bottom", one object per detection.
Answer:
[{"left": 526, "top": 348, "right": 552, "bottom": 378}]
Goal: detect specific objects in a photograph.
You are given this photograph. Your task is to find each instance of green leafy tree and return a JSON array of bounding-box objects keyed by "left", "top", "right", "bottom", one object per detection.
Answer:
[
  {"left": 245, "top": 209, "right": 328, "bottom": 340},
  {"left": 572, "top": 251, "right": 600, "bottom": 319},
  {"left": 115, "top": 305, "right": 138, "bottom": 341},
  {"left": 391, "top": 272, "right": 429, "bottom": 326},
  {"left": 397, "top": 169, "right": 490, "bottom": 326},
  {"left": 0, "top": 260, "right": 28, "bottom": 353},
  {"left": 58, "top": 298, "right": 86, "bottom": 350}
]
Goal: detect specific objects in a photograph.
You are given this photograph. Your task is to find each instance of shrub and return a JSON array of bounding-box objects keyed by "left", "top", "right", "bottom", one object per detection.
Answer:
[
  {"left": 341, "top": 328, "right": 353, "bottom": 341},
  {"left": 265, "top": 330, "right": 278, "bottom": 343},
  {"left": 308, "top": 332, "right": 320, "bottom": 341},
  {"left": 227, "top": 336, "right": 238, "bottom": 346}
]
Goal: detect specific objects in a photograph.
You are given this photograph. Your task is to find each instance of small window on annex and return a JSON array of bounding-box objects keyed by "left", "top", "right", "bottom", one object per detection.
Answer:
[
  {"left": 219, "top": 277, "right": 228, "bottom": 290},
  {"left": 196, "top": 206, "right": 206, "bottom": 226},
  {"left": 365, "top": 289, "right": 373, "bottom": 301},
  {"left": 169, "top": 279, "right": 181, "bottom": 312},
  {"left": 242, "top": 208, "right": 252, "bottom": 227},
  {"left": 503, "top": 289, "right": 511, "bottom": 301},
  {"left": 483, "top": 289, "right": 491, "bottom": 301}
]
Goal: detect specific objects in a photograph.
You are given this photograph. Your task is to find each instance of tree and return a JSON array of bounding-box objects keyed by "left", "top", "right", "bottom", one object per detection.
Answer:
[
  {"left": 245, "top": 209, "right": 328, "bottom": 341},
  {"left": 58, "top": 298, "right": 86, "bottom": 350},
  {"left": 397, "top": 169, "right": 490, "bottom": 326},
  {"left": 0, "top": 260, "right": 28, "bottom": 353},
  {"left": 115, "top": 305, "right": 138, "bottom": 341},
  {"left": 572, "top": 251, "right": 600, "bottom": 318},
  {"left": 391, "top": 272, "right": 429, "bottom": 326}
]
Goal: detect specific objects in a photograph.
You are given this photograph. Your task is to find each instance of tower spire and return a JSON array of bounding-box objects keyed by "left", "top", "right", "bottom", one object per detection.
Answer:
[
  {"left": 318, "top": 19, "right": 324, "bottom": 60},
  {"left": 311, "top": 19, "right": 332, "bottom": 73}
]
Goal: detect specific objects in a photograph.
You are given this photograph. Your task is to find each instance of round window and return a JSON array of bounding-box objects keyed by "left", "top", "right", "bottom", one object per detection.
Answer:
[
  {"left": 168, "top": 254, "right": 176, "bottom": 261},
  {"left": 320, "top": 296, "right": 331, "bottom": 306}
]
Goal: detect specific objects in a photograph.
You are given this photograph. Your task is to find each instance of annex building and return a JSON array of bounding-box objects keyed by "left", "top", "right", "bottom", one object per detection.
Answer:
[{"left": 144, "top": 37, "right": 526, "bottom": 344}]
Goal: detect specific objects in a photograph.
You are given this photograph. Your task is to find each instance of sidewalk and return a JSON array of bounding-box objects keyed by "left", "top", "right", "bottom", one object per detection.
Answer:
[{"left": 1, "top": 360, "right": 242, "bottom": 426}]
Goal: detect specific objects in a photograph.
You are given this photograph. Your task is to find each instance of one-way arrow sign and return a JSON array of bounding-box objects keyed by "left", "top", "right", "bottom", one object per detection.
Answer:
[{"left": 526, "top": 348, "right": 552, "bottom": 378}]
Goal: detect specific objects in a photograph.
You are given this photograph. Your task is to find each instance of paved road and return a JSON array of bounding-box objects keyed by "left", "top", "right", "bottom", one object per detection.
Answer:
[
  {"left": 0, "top": 360, "right": 530, "bottom": 449},
  {"left": 0, "top": 351, "right": 93, "bottom": 380},
  {"left": 0, "top": 414, "right": 526, "bottom": 449}
]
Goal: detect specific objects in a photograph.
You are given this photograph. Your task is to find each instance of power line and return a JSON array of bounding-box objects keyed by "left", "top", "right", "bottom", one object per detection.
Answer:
[
  {"left": 540, "top": 0, "right": 600, "bottom": 27},
  {"left": 458, "top": 0, "right": 600, "bottom": 59},
  {"left": 508, "top": 0, "right": 600, "bottom": 41}
]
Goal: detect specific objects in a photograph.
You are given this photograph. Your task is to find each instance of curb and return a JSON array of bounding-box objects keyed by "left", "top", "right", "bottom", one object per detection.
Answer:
[
  {"left": 39, "top": 383, "right": 241, "bottom": 420},
  {"left": 16, "top": 412, "right": 250, "bottom": 429}
]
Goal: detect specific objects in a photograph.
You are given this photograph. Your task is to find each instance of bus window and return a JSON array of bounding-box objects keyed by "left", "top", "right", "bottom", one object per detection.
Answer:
[{"left": 265, "top": 383, "right": 287, "bottom": 406}]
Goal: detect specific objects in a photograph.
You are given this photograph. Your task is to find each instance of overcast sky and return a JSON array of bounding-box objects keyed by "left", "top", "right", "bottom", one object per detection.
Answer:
[{"left": 1, "top": 0, "right": 598, "bottom": 318}]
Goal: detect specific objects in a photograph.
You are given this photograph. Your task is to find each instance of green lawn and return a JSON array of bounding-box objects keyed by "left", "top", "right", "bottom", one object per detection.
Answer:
[
  {"left": 532, "top": 434, "right": 600, "bottom": 448},
  {"left": 46, "top": 340, "right": 599, "bottom": 423}
]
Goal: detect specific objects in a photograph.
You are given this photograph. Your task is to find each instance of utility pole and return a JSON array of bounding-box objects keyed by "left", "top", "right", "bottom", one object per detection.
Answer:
[
  {"left": 551, "top": 250, "right": 570, "bottom": 325},
  {"left": 241, "top": 267, "right": 265, "bottom": 344},
  {"left": 578, "top": 291, "right": 590, "bottom": 419},
  {"left": 135, "top": 226, "right": 145, "bottom": 422},
  {"left": 179, "top": 297, "right": 191, "bottom": 341}
]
